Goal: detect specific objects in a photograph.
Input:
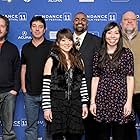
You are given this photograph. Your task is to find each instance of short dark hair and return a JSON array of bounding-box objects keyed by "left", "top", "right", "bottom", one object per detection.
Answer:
[
  {"left": 30, "top": 16, "right": 46, "bottom": 29},
  {"left": 0, "top": 14, "right": 9, "bottom": 33}
]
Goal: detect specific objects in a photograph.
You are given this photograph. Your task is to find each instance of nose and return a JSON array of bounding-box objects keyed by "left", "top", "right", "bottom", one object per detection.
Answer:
[
  {"left": 111, "top": 33, "right": 115, "bottom": 38},
  {"left": 128, "top": 19, "right": 132, "bottom": 23},
  {"left": 78, "top": 19, "right": 82, "bottom": 23},
  {"left": 36, "top": 26, "right": 39, "bottom": 31}
]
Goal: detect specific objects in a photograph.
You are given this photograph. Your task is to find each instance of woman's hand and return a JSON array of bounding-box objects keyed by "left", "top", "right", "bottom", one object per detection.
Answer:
[
  {"left": 44, "top": 109, "right": 52, "bottom": 122},
  {"left": 82, "top": 105, "right": 88, "bottom": 119},
  {"left": 90, "top": 103, "right": 96, "bottom": 116},
  {"left": 124, "top": 101, "right": 132, "bottom": 117}
]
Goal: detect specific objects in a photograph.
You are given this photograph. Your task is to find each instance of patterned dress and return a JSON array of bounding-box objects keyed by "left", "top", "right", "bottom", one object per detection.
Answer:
[{"left": 92, "top": 48, "right": 135, "bottom": 124}]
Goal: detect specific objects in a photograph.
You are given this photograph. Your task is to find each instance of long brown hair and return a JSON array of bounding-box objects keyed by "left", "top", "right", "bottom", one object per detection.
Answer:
[
  {"left": 53, "top": 28, "right": 83, "bottom": 70},
  {"left": 99, "top": 22, "right": 123, "bottom": 68}
]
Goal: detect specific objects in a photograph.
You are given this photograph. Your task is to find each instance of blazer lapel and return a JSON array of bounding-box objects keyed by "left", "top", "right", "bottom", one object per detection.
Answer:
[{"left": 79, "top": 33, "right": 89, "bottom": 52}]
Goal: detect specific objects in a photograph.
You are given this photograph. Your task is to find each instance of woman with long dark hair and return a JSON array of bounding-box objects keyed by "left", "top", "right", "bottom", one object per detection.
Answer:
[
  {"left": 90, "top": 22, "right": 136, "bottom": 140},
  {"left": 42, "top": 28, "right": 89, "bottom": 140}
]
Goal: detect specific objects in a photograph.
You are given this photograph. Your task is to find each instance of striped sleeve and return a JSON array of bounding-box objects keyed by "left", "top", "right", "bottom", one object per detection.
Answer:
[
  {"left": 42, "top": 75, "right": 51, "bottom": 111},
  {"left": 80, "top": 77, "right": 89, "bottom": 104}
]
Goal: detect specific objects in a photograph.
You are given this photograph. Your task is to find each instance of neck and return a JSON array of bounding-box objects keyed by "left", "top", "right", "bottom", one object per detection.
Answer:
[
  {"left": 107, "top": 45, "right": 117, "bottom": 54},
  {"left": 32, "top": 36, "right": 44, "bottom": 47}
]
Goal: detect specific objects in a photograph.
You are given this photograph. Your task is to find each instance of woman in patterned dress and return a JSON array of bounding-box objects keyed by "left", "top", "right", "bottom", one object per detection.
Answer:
[
  {"left": 42, "top": 28, "right": 89, "bottom": 140},
  {"left": 90, "top": 22, "right": 137, "bottom": 140}
]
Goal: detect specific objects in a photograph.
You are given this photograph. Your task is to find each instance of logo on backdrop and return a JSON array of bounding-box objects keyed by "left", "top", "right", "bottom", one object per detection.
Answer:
[
  {"left": 137, "top": 14, "right": 140, "bottom": 21},
  {"left": 49, "top": 31, "right": 57, "bottom": 40},
  {"left": 4, "top": 12, "right": 27, "bottom": 21},
  {"left": 108, "top": 12, "right": 117, "bottom": 21},
  {"left": 24, "top": 0, "right": 31, "bottom": 2},
  {"left": 13, "top": 119, "right": 45, "bottom": 127},
  {"left": 135, "top": 123, "right": 140, "bottom": 129},
  {"left": 1, "top": 0, "right": 12, "bottom": 2},
  {"left": 18, "top": 31, "right": 32, "bottom": 40},
  {"left": 63, "top": 12, "right": 71, "bottom": 21},
  {"left": 35, "top": 12, "right": 72, "bottom": 22},
  {"left": 79, "top": 0, "right": 94, "bottom": 2},
  {"left": 111, "top": 0, "right": 129, "bottom": 2},
  {"left": 87, "top": 12, "right": 117, "bottom": 22},
  {"left": 89, "top": 31, "right": 100, "bottom": 36},
  {"left": 48, "top": 0, "right": 63, "bottom": 2}
]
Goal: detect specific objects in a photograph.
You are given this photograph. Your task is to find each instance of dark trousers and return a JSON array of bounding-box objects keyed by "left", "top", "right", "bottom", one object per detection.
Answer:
[
  {"left": 84, "top": 112, "right": 101, "bottom": 140},
  {"left": 0, "top": 92, "right": 16, "bottom": 140},
  {"left": 96, "top": 121, "right": 137, "bottom": 140},
  {"left": 133, "top": 94, "right": 140, "bottom": 120},
  {"left": 52, "top": 133, "right": 82, "bottom": 140}
]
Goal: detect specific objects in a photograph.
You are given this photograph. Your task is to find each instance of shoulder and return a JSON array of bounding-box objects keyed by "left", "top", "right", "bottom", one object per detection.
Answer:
[
  {"left": 122, "top": 47, "right": 133, "bottom": 58},
  {"left": 46, "top": 57, "right": 53, "bottom": 65},
  {"left": 49, "top": 48, "right": 59, "bottom": 61},
  {"left": 5, "top": 40, "right": 17, "bottom": 48},
  {"left": 86, "top": 32, "right": 101, "bottom": 41},
  {"left": 21, "top": 41, "right": 32, "bottom": 51},
  {"left": 22, "top": 41, "right": 31, "bottom": 48},
  {"left": 123, "top": 47, "right": 133, "bottom": 54},
  {"left": 44, "top": 57, "right": 53, "bottom": 75},
  {"left": 44, "top": 39, "right": 54, "bottom": 46},
  {"left": 5, "top": 40, "right": 19, "bottom": 53}
]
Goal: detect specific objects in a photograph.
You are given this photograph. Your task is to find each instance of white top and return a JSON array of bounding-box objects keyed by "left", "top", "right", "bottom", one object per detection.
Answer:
[{"left": 73, "top": 31, "right": 87, "bottom": 48}]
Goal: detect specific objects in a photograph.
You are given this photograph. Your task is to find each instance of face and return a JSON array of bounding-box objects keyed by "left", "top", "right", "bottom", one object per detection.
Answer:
[
  {"left": 121, "top": 11, "right": 137, "bottom": 34},
  {"left": 73, "top": 13, "right": 88, "bottom": 35},
  {"left": 0, "top": 18, "right": 7, "bottom": 41},
  {"left": 57, "top": 36, "right": 73, "bottom": 54},
  {"left": 30, "top": 20, "right": 46, "bottom": 39},
  {"left": 105, "top": 26, "right": 120, "bottom": 48}
]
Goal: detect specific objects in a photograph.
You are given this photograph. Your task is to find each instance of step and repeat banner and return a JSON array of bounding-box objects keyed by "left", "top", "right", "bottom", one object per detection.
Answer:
[{"left": 0, "top": 0, "right": 140, "bottom": 140}]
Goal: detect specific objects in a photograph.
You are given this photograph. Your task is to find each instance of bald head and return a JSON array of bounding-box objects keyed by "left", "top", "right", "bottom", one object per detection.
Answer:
[
  {"left": 121, "top": 11, "right": 138, "bottom": 35},
  {"left": 73, "top": 12, "right": 88, "bottom": 35}
]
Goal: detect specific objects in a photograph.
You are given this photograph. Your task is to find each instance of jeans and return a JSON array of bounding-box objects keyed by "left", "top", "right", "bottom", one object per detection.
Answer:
[
  {"left": 24, "top": 93, "right": 42, "bottom": 140},
  {"left": 0, "top": 91, "right": 16, "bottom": 140}
]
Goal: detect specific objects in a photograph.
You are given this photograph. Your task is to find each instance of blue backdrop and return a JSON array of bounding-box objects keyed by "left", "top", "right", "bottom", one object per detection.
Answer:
[{"left": 0, "top": 0, "right": 140, "bottom": 139}]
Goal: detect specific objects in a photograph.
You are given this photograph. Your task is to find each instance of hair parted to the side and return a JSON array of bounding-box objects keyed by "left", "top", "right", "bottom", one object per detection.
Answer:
[
  {"left": 30, "top": 16, "right": 46, "bottom": 29},
  {"left": 53, "top": 28, "right": 84, "bottom": 71},
  {"left": 99, "top": 21, "right": 124, "bottom": 69}
]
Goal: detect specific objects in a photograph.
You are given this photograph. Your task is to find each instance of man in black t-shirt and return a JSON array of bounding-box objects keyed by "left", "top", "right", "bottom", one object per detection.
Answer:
[{"left": 21, "top": 16, "right": 53, "bottom": 140}]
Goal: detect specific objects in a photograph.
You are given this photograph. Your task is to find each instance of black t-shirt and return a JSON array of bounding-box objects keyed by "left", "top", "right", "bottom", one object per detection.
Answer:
[{"left": 21, "top": 38, "right": 53, "bottom": 95}]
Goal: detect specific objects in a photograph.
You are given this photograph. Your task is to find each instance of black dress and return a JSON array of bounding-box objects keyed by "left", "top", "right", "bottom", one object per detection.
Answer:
[
  {"left": 92, "top": 48, "right": 135, "bottom": 124},
  {"left": 47, "top": 50, "right": 87, "bottom": 135}
]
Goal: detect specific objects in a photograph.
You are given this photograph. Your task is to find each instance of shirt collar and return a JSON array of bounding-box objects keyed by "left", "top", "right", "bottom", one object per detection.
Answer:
[{"left": 73, "top": 31, "right": 87, "bottom": 43}]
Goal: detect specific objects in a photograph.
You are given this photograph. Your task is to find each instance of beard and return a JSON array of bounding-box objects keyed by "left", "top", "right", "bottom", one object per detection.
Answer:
[
  {"left": 0, "top": 32, "right": 7, "bottom": 41},
  {"left": 125, "top": 27, "right": 135, "bottom": 34},
  {"left": 73, "top": 24, "right": 87, "bottom": 34}
]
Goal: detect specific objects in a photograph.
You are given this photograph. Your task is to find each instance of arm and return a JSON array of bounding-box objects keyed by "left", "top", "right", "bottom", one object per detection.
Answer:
[
  {"left": 80, "top": 76, "right": 89, "bottom": 119},
  {"left": 10, "top": 48, "right": 21, "bottom": 95},
  {"left": 21, "top": 64, "right": 27, "bottom": 93},
  {"left": 124, "top": 48, "right": 134, "bottom": 117},
  {"left": 90, "top": 77, "right": 99, "bottom": 116},
  {"left": 124, "top": 76, "right": 134, "bottom": 117},
  {"left": 42, "top": 57, "right": 53, "bottom": 122}
]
